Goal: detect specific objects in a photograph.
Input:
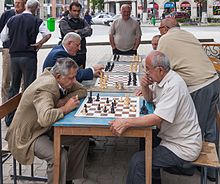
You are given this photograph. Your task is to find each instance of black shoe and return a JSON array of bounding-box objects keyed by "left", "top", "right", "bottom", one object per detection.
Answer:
[
  {"left": 207, "top": 175, "right": 216, "bottom": 182},
  {"left": 66, "top": 181, "right": 73, "bottom": 184}
]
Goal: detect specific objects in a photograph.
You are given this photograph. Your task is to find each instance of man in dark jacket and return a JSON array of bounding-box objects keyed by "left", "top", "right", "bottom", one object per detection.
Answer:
[
  {"left": 59, "top": 1, "right": 92, "bottom": 69},
  {"left": 43, "top": 32, "right": 104, "bottom": 83}
]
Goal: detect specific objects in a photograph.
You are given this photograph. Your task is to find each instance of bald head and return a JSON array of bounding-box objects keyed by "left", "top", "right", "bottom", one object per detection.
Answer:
[{"left": 159, "top": 17, "right": 179, "bottom": 35}]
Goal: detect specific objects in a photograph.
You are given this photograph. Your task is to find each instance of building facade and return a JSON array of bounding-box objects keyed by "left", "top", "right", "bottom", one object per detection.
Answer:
[{"left": 103, "top": 0, "right": 220, "bottom": 19}]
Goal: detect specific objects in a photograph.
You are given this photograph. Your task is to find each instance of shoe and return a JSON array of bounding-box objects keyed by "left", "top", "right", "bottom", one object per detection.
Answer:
[
  {"left": 207, "top": 175, "right": 216, "bottom": 182},
  {"left": 66, "top": 181, "right": 74, "bottom": 184}
]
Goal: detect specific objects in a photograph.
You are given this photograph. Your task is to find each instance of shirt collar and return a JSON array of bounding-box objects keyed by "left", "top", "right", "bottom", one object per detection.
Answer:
[
  {"left": 22, "top": 10, "right": 32, "bottom": 14},
  {"left": 157, "top": 70, "right": 174, "bottom": 88}
]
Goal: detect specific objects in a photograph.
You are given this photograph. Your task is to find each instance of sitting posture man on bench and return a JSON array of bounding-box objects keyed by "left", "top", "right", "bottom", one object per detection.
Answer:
[
  {"left": 109, "top": 51, "right": 202, "bottom": 184},
  {"left": 5, "top": 58, "right": 89, "bottom": 184}
]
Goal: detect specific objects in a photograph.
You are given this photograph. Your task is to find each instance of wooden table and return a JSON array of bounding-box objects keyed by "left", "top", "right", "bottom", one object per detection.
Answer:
[{"left": 53, "top": 93, "right": 154, "bottom": 184}]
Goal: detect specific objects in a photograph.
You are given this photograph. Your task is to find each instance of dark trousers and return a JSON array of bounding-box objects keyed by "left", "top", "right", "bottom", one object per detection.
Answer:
[
  {"left": 126, "top": 146, "right": 189, "bottom": 184},
  {"left": 113, "top": 48, "right": 137, "bottom": 55},
  {"left": 5, "top": 56, "right": 37, "bottom": 126},
  {"left": 73, "top": 53, "right": 86, "bottom": 69},
  {"left": 190, "top": 78, "right": 220, "bottom": 178}
]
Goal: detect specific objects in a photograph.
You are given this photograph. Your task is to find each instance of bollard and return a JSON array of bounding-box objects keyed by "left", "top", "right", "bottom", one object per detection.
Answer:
[
  {"left": 151, "top": 16, "right": 156, "bottom": 26},
  {"left": 47, "top": 17, "right": 55, "bottom": 32}
]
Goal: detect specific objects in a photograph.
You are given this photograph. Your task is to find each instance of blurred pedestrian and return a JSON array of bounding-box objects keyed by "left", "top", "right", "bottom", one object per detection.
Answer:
[{"left": 84, "top": 10, "right": 92, "bottom": 25}]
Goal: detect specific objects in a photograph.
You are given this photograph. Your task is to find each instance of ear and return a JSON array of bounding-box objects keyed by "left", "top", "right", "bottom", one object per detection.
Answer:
[{"left": 55, "top": 74, "right": 62, "bottom": 81}]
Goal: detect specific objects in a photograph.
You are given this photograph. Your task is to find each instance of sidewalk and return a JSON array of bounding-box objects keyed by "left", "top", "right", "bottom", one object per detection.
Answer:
[{"left": 1, "top": 45, "right": 219, "bottom": 184}]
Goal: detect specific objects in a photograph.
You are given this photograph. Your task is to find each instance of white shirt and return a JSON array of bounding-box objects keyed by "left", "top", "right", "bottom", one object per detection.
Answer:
[{"left": 153, "top": 70, "right": 202, "bottom": 161}]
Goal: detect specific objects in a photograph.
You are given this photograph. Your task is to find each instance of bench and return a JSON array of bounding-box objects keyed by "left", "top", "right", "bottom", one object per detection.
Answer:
[{"left": 0, "top": 93, "right": 47, "bottom": 184}]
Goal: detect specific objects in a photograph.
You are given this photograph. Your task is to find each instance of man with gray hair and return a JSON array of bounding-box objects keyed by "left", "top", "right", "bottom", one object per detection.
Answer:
[
  {"left": 43, "top": 32, "right": 104, "bottom": 82},
  {"left": 6, "top": 57, "right": 89, "bottom": 184},
  {"left": 109, "top": 51, "right": 202, "bottom": 184},
  {"left": 1, "top": 0, "right": 51, "bottom": 126},
  {"left": 109, "top": 4, "right": 142, "bottom": 55},
  {"left": 157, "top": 17, "right": 219, "bottom": 181}
]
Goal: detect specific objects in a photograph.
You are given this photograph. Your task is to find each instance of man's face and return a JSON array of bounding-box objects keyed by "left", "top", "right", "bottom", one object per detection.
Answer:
[
  {"left": 121, "top": 6, "right": 131, "bottom": 21},
  {"left": 14, "top": 0, "right": 25, "bottom": 14},
  {"left": 57, "top": 67, "right": 77, "bottom": 89},
  {"left": 145, "top": 56, "right": 162, "bottom": 83},
  {"left": 158, "top": 22, "right": 168, "bottom": 35},
  {"left": 69, "top": 5, "right": 81, "bottom": 18},
  {"left": 151, "top": 38, "right": 159, "bottom": 50},
  {"left": 67, "top": 38, "right": 81, "bottom": 56}
]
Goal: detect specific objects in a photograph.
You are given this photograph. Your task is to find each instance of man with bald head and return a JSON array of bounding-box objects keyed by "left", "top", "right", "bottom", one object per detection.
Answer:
[
  {"left": 109, "top": 4, "right": 142, "bottom": 55},
  {"left": 110, "top": 51, "right": 202, "bottom": 184},
  {"left": 157, "top": 18, "right": 219, "bottom": 180},
  {"left": 43, "top": 32, "right": 104, "bottom": 82}
]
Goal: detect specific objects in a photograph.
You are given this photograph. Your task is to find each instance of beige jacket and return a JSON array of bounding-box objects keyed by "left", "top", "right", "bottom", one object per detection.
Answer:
[{"left": 5, "top": 69, "right": 87, "bottom": 165}]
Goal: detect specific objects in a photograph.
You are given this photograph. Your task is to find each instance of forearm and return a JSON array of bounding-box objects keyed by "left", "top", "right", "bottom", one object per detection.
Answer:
[
  {"left": 109, "top": 35, "right": 116, "bottom": 49},
  {"left": 133, "top": 36, "right": 141, "bottom": 50},
  {"left": 125, "top": 114, "right": 162, "bottom": 128},
  {"left": 141, "top": 86, "right": 153, "bottom": 102},
  {"left": 37, "top": 34, "right": 51, "bottom": 46}
]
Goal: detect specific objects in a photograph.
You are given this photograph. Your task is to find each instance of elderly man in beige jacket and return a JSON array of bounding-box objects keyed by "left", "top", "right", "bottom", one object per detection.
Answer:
[{"left": 5, "top": 58, "right": 88, "bottom": 184}]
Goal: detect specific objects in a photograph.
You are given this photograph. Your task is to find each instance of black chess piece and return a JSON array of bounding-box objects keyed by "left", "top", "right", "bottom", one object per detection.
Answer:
[
  {"left": 117, "top": 55, "right": 120, "bottom": 61},
  {"left": 133, "top": 73, "right": 137, "bottom": 86},
  {"left": 140, "top": 100, "right": 148, "bottom": 115},
  {"left": 97, "top": 104, "right": 101, "bottom": 110},
  {"left": 84, "top": 105, "right": 88, "bottom": 113},
  {"left": 104, "top": 64, "right": 109, "bottom": 72},
  {"left": 103, "top": 106, "right": 107, "bottom": 113},
  {"left": 128, "top": 73, "right": 132, "bottom": 86},
  {"left": 109, "top": 62, "right": 114, "bottom": 71},
  {"left": 106, "top": 98, "right": 109, "bottom": 103},
  {"left": 110, "top": 102, "right": 115, "bottom": 113},
  {"left": 113, "top": 99, "right": 117, "bottom": 106},
  {"left": 87, "top": 91, "right": 93, "bottom": 103},
  {"left": 95, "top": 93, "right": 100, "bottom": 101}
]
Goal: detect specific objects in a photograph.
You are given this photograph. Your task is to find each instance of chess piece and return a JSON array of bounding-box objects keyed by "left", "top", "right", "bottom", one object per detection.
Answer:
[
  {"left": 106, "top": 98, "right": 109, "bottom": 103},
  {"left": 118, "top": 82, "right": 124, "bottom": 90},
  {"left": 95, "top": 93, "right": 100, "bottom": 101},
  {"left": 128, "top": 73, "right": 131, "bottom": 86},
  {"left": 133, "top": 73, "right": 137, "bottom": 86},
  {"left": 117, "top": 55, "right": 120, "bottom": 61},
  {"left": 131, "top": 105, "right": 136, "bottom": 112},
  {"left": 124, "top": 96, "right": 130, "bottom": 106},
  {"left": 97, "top": 104, "right": 101, "bottom": 110},
  {"left": 115, "top": 82, "right": 119, "bottom": 89},
  {"left": 140, "top": 100, "right": 148, "bottom": 115},
  {"left": 130, "top": 64, "right": 133, "bottom": 73},
  {"left": 113, "top": 54, "right": 117, "bottom": 61},
  {"left": 110, "top": 102, "right": 115, "bottom": 113},
  {"left": 87, "top": 91, "right": 93, "bottom": 103},
  {"left": 113, "top": 99, "right": 117, "bottom": 106},
  {"left": 103, "top": 106, "right": 107, "bottom": 113},
  {"left": 109, "top": 62, "right": 114, "bottom": 71}
]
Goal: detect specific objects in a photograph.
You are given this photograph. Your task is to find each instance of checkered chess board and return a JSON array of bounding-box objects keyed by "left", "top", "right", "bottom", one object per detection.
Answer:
[
  {"left": 105, "top": 63, "right": 140, "bottom": 73},
  {"left": 95, "top": 74, "right": 140, "bottom": 87},
  {"left": 111, "top": 55, "right": 142, "bottom": 62},
  {"left": 75, "top": 96, "right": 140, "bottom": 118}
]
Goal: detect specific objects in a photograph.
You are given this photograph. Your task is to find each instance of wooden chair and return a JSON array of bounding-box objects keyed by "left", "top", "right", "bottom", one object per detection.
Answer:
[
  {"left": 191, "top": 105, "right": 220, "bottom": 184},
  {"left": 0, "top": 93, "right": 47, "bottom": 184}
]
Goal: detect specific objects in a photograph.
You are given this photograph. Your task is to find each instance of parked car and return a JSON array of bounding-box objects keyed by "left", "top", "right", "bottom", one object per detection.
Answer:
[
  {"left": 166, "top": 11, "right": 190, "bottom": 19},
  {"left": 103, "top": 14, "right": 141, "bottom": 26},
  {"left": 91, "top": 14, "right": 113, "bottom": 24}
]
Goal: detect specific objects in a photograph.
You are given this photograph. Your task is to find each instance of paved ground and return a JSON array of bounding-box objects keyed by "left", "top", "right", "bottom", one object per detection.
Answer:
[{"left": 1, "top": 44, "right": 219, "bottom": 183}]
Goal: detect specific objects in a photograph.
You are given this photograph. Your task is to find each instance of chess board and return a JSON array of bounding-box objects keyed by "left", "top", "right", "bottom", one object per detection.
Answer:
[
  {"left": 95, "top": 74, "right": 140, "bottom": 87},
  {"left": 105, "top": 63, "right": 140, "bottom": 73},
  {"left": 75, "top": 95, "right": 140, "bottom": 118},
  {"left": 112, "top": 55, "right": 142, "bottom": 62}
]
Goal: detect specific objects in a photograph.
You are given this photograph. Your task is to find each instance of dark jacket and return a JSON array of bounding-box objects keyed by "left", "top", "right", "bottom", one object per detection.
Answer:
[{"left": 43, "top": 45, "right": 93, "bottom": 82}]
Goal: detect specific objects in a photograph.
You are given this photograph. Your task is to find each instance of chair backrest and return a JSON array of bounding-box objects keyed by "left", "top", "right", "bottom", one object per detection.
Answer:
[
  {"left": 0, "top": 93, "right": 22, "bottom": 184},
  {"left": 0, "top": 93, "right": 22, "bottom": 119}
]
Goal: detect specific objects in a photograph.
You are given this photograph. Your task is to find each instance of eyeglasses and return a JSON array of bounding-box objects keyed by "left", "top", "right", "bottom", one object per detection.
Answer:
[{"left": 158, "top": 26, "right": 165, "bottom": 30}]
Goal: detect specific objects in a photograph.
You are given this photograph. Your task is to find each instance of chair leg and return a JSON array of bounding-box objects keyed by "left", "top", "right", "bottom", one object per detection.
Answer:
[
  {"left": 19, "top": 163, "right": 22, "bottom": 176},
  {"left": 215, "top": 168, "right": 219, "bottom": 184},
  {"left": 203, "top": 167, "right": 208, "bottom": 184},
  {"left": 31, "top": 163, "right": 34, "bottom": 177},
  {"left": 13, "top": 158, "right": 17, "bottom": 184}
]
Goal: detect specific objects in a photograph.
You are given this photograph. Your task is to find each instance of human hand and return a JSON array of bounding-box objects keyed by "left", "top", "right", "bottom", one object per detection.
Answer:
[
  {"left": 135, "top": 88, "right": 142, "bottom": 96},
  {"left": 109, "top": 118, "right": 129, "bottom": 136},
  {"left": 60, "top": 95, "right": 80, "bottom": 114},
  {"left": 31, "top": 42, "right": 43, "bottom": 52},
  {"left": 141, "top": 74, "right": 153, "bottom": 88},
  {"left": 93, "top": 64, "right": 104, "bottom": 77}
]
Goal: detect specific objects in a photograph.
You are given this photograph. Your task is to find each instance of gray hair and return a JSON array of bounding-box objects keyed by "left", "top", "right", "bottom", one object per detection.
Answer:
[
  {"left": 151, "top": 51, "right": 170, "bottom": 72},
  {"left": 62, "top": 32, "right": 81, "bottom": 45},
  {"left": 26, "top": 0, "right": 39, "bottom": 8},
  {"left": 51, "top": 57, "right": 78, "bottom": 76},
  {"left": 152, "top": 35, "right": 161, "bottom": 40}
]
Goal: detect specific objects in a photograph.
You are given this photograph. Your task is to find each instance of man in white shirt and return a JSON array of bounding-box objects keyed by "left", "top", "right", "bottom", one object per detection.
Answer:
[{"left": 110, "top": 51, "right": 202, "bottom": 184}]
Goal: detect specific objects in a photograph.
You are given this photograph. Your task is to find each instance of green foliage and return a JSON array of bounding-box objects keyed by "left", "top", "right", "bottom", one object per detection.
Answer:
[
  {"left": 176, "top": 18, "right": 191, "bottom": 23},
  {"left": 90, "top": 0, "right": 104, "bottom": 12}
]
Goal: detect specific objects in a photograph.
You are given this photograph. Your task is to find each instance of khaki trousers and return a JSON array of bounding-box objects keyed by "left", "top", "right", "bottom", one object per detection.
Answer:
[
  {"left": 34, "top": 135, "right": 89, "bottom": 184},
  {"left": 1, "top": 48, "right": 10, "bottom": 103}
]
